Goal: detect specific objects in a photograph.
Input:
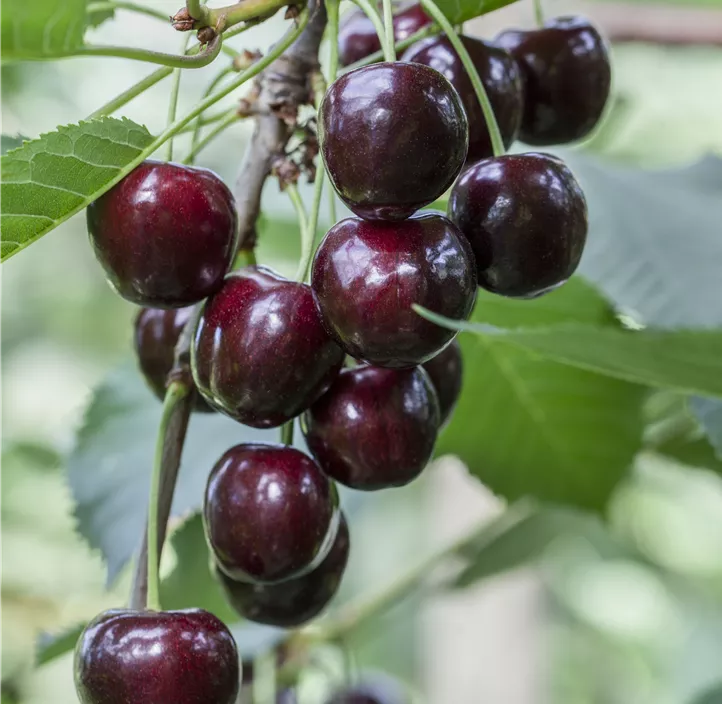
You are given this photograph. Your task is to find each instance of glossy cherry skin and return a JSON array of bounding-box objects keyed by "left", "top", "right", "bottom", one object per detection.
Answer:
[
  {"left": 422, "top": 339, "right": 463, "bottom": 427},
  {"left": 87, "top": 161, "right": 238, "bottom": 307},
  {"left": 312, "top": 213, "right": 476, "bottom": 368},
  {"left": 192, "top": 267, "right": 345, "bottom": 428},
  {"left": 319, "top": 63, "right": 468, "bottom": 221},
  {"left": 134, "top": 306, "right": 212, "bottom": 412},
  {"left": 325, "top": 679, "right": 407, "bottom": 704},
  {"left": 217, "top": 513, "right": 350, "bottom": 628},
  {"left": 496, "top": 17, "right": 612, "bottom": 146},
  {"left": 303, "top": 366, "right": 439, "bottom": 490},
  {"left": 74, "top": 609, "right": 239, "bottom": 704},
  {"left": 204, "top": 443, "right": 340, "bottom": 583},
  {"left": 402, "top": 35, "right": 523, "bottom": 163},
  {"left": 338, "top": 3, "right": 432, "bottom": 66},
  {"left": 448, "top": 153, "right": 588, "bottom": 298}
]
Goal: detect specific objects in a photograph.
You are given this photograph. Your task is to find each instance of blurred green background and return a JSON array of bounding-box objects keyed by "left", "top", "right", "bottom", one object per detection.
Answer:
[{"left": 3, "top": 0, "right": 722, "bottom": 702}]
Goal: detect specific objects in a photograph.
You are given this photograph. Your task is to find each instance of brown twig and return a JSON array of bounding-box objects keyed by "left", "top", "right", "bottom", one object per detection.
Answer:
[{"left": 234, "top": 0, "right": 327, "bottom": 252}]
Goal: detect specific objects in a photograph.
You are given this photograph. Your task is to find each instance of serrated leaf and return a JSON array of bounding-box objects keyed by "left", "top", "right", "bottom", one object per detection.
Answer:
[
  {"left": 2, "top": 0, "right": 87, "bottom": 60},
  {"left": 36, "top": 622, "right": 85, "bottom": 666},
  {"left": 570, "top": 153, "right": 722, "bottom": 329},
  {"left": 1, "top": 117, "right": 154, "bottom": 261},
  {"left": 1, "top": 134, "right": 28, "bottom": 155},
  {"left": 437, "top": 283, "right": 645, "bottom": 510},
  {"left": 434, "top": 0, "right": 520, "bottom": 25}
]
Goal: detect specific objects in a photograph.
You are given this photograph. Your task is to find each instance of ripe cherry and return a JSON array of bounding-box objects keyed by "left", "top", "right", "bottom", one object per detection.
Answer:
[
  {"left": 338, "top": 3, "right": 432, "bottom": 66},
  {"left": 217, "top": 513, "right": 350, "bottom": 628},
  {"left": 311, "top": 213, "right": 477, "bottom": 368},
  {"left": 402, "top": 35, "right": 523, "bottom": 163},
  {"left": 496, "top": 17, "right": 612, "bottom": 146},
  {"left": 319, "top": 63, "right": 468, "bottom": 221},
  {"left": 303, "top": 366, "right": 439, "bottom": 490},
  {"left": 192, "top": 267, "right": 344, "bottom": 428},
  {"left": 204, "top": 443, "right": 339, "bottom": 583},
  {"left": 87, "top": 161, "right": 238, "bottom": 307},
  {"left": 422, "top": 340, "right": 463, "bottom": 427},
  {"left": 134, "top": 306, "right": 212, "bottom": 412},
  {"left": 74, "top": 609, "right": 239, "bottom": 704},
  {"left": 448, "top": 153, "right": 587, "bottom": 298}
]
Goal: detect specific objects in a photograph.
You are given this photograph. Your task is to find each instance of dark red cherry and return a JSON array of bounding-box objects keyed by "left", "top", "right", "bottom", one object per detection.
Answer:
[
  {"left": 204, "top": 443, "right": 339, "bottom": 583},
  {"left": 74, "top": 609, "right": 239, "bottom": 704},
  {"left": 496, "top": 16, "right": 612, "bottom": 146},
  {"left": 325, "top": 679, "right": 407, "bottom": 704},
  {"left": 134, "top": 306, "right": 212, "bottom": 412},
  {"left": 449, "top": 153, "right": 587, "bottom": 298},
  {"left": 192, "top": 267, "right": 344, "bottom": 428},
  {"left": 422, "top": 340, "right": 462, "bottom": 427},
  {"left": 87, "top": 161, "right": 238, "bottom": 307},
  {"left": 303, "top": 366, "right": 439, "bottom": 490},
  {"left": 402, "top": 35, "right": 523, "bottom": 163},
  {"left": 217, "top": 513, "right": 350, "bottom": 628},
  {"left": 312, "top": 213, "right": 476, "bottom": 368},
  {"left": 319, "top": 63, "right": 468, "bottom": 221},
  {"left": 338, "top": 3, "right": 432, "bottom": 66}
]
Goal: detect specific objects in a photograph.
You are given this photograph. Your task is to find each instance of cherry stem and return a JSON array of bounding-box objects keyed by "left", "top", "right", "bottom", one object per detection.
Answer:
[
  {"left": 342, "top": 24, "right": 437, "bottom": 72},
  {"left": 280, "top": 421, "right": 295, "bottom": 446},
  {"left": 87, "top": 0, "right": 170, "bottom": 22},
  {"left": 89, "top": 66, "right": 172, "bottom": 119},
  {"left": 184, "top": 111, "right": 241, "bottom": 163},
  {"left": 188, "top": 66, "right": 237, "bottom": 160},
  {"left": 419, "top": 0, "right": 505, "bottom": 157},
  {"left": 381, "top": 0, "right": 396, "bottom": 61},
  {"left": 234, "top": 248, "right": 258, "bottom": 268},
  {"left": 533, "top": 0, "right": 545, "bottom": 27},
  {"left": 353, "top": 0, "right": 394, "bottom": 63},
  {"left": 165, "top": 34, "right": 193, "bottom": 162},
  {"left": 287, "top": 183, "right": 310, "bottom": 251}
]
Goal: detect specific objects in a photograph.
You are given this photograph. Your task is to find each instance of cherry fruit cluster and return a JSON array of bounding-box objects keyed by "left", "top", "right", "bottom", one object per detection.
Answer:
[{"left": 75, "top": 7, "right": 610, "bottom": 703}]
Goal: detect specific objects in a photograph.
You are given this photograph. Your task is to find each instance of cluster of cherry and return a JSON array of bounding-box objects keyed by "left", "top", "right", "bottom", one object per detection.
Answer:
[{"left": 74, "top": 6, "right": 610, "bottom": 704}]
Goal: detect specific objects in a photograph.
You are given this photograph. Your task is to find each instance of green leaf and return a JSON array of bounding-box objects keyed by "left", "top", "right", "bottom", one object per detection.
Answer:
[
  {"left": 1, "top": 134, "right": 27, "bottom": 155},
  {"left": 417, "top": 310, "right": 722, "bottom": 398},
  {"left": 35, "top": 623, "right": 85, "bottom": 666},
  {"left": 570, "top": 153, "right": 722, "bottom": 329},
  {"left": 86, "top": 4, "right": 115, "bottom": 28},
  {"left": 1, "top": 117, "right": 154, "bottom": 261},
  {"left": 1, "top": 0, "right": 87, "bottom": 60},
  {"left": 436, "top": 283, "right": 646, "bottom": 510},
  {"left": 433, "top": 0, "right": 520, "bottom": 25}
]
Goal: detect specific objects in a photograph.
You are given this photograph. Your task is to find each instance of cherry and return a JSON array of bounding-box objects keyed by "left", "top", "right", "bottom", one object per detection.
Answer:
[
  {"left": 74, "top": 609, "right": 239, "bottom": 704},
  {"left": 496, "top": 17, "right": 612, "bottom": 146},
  {"left": 319, "top": 63, "right": 468, "bottom": 221},
  {"left": 192, "top": 266, "right": 344, "bottom": 428},
  {"left": 338, "top": 3, "right": 432, "bottom": 66},
  {"left": 303, "top": 366, "right": 439, "bottom": 490},
  {"left": 422, "top": 340, "right": 463, "bottom": 427},
  {"left": 448, "top": 153, "right": 587, "bottom": 298},
  {"left": 87, "top": 161, "right": 238, "bottom": 307},
  {"left": 204, "top": 443, "right": 339, "bottom": 583},
  {"left": 325, "top": 679, "right": 407, "bottom": 704},
  {"left": 402, "top": 35, "right": 523, "bottom": 163},
  {"left": 217, "top": 513, "right": 350, "bottom": 628},
  {"left": 134, "top": 306, "right": 212, "bottom": 412},
  {"left": 311, "top": 213, "right": 476, "bottom": 368}
]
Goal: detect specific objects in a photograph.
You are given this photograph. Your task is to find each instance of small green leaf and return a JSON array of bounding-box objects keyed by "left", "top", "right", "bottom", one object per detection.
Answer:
[
  {"left": 36, "top": 622, "right": 85, "bottom": 666},
  {"left": 436, "top": 282, "right": 646, "bottom": 510},
  {"left": 1, "top": 117, "right": 154, "bottom": 261},
  {"left": 434, "top": 0, "right": 520, "bottom": 25},
  {"left": 2, "top": 0, "right": 87, "bottom": 60}
]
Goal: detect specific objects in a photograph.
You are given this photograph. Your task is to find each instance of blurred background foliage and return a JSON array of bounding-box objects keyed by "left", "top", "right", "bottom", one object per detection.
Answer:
[{"left": 2, "top": 0, "right": 722, "bottom": 702}]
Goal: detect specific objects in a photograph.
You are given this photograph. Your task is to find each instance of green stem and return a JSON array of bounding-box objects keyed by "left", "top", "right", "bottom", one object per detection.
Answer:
[
  {"left": 234, "top": 248, "right": 258, "bottom": 268},
  {"left": 184, "top": 106, "right": 237, "bottom": 133},
  {"left": 87, "top": 0, "right": 170, "bottom": 22},
  {"left": 280, "top": 421, "right": 294, "bottom": 446},
  {"left": 166, "top": 35, "right": 193, "bottom": 162},
  {"left": 381, "top": 0, "right": 396, "bottom": 61},
  {"left": 186, "top": 0, "right": 205, "bottom": 19},
  {"left": 327, "top": 0, "right": 341, "bottom": 81},
  {"left": 418, "top": 0, "right": 504, "bottom": 157},
  {"left": 286, "top": 183, "right": 309, "bottom": 239},
  {"left": 207, "top": 0, "right": 297, "bottom": 30},
  {"left": 76, "top": 33, "right": 223, "bottom": 68},
  {"left": 352, "top": 0, "right": 393, "bottom": 63},
  {"left": 184, "top": 111, "right": 241, "bottom": 163},
  {"left": 533, "top": 0, "right": 544, "bottom": 27},
  {"left": 189, "top": 67, "right": 236, "bottom": 160},
  {"left": 146, "top": 381, "right": 190, "bottom": 611},
  {"left": 342, "top": 24, "right": 436, "bottom": 72},
  {"left": 89, "top": 66, "right": 171, "bottom": 119}
]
